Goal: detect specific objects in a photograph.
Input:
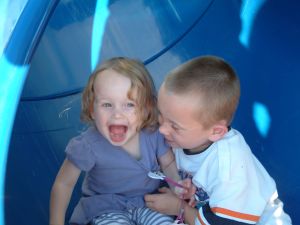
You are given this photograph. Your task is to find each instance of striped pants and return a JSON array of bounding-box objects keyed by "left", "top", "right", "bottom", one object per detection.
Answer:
[{"left": 92, "top": 207, "right": 174, "bottom": 225}]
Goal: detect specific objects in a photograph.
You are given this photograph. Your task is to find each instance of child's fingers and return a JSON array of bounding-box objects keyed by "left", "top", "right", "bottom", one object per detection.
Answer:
[
  {"left": 179, "top": 178, "right": 192, "bottom": 189},
  {"left": 190, "top": 184, "right": 197, "bottom": 195},
  {"left": 174, "top": 186, "right": 187, "bottom": 196},
  {"left": 188, "top": 196, "right": 196, "bottom": 207}
]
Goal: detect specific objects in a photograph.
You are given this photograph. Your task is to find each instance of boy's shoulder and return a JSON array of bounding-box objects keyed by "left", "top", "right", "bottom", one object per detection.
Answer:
[
  {"left": 218, "top": 128, "right": 249, "bottom": 151},
  {"left": 215, "top": 128, "right": 253, "bottom": 160}
]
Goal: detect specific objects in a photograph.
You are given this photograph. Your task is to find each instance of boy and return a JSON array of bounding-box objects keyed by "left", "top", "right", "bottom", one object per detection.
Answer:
[{"left": 145, "top": 56, "right": 292, "bottom": 224}]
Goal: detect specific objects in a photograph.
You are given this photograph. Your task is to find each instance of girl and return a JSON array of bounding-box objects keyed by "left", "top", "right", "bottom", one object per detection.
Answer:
[{"left": 49, "top": 57, "right": 179, "bottom": 225}]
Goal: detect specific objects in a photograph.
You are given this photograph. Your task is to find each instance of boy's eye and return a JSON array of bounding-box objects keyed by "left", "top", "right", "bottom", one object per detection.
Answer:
[{"left": 171, "top": 124, "right": 180, "bottom": 131}]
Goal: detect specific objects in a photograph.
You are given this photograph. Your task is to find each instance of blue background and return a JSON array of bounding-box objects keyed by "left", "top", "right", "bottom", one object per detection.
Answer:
[{"left": 1, "top": 0, "right": 299, "bottom": 224}]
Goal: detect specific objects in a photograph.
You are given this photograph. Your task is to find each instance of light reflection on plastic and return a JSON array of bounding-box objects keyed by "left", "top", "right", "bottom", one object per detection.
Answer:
[
  {"left": 253, "top": 101, "right": 271, "bottom": 138},
  {"left": 0, "top": 56, "right": 29, "bottom": 225},
  {"left": 239, "top": 0, "right": 267, "bottom": 48},
  {"left": 0, "top": 0, "right": 28, "bottom": 55},
  {"left": 91, "top": 0, "right": 109, "bottom": 71}
]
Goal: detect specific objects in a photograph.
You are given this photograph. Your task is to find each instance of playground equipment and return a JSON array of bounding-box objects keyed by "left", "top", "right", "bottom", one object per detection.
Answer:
[{"left": 1, "top": 0, "right": 299, "bottom": 224}]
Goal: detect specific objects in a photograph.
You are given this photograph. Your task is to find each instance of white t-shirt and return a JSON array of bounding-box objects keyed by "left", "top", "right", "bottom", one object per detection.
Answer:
[{"left": 174, "top": 128, "right": 291, "bottom": 224}]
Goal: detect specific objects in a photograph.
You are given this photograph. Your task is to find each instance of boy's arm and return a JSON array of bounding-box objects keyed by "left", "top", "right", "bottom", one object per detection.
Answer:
[
  {"left": 194, "top": 204, "right": 252, "bottom": 225},
  {"left": 158, "top": 148, "right": 180, "bottom": 186},
  {"left": 49, "top": 159, "right": 81, "bottom": 225}
]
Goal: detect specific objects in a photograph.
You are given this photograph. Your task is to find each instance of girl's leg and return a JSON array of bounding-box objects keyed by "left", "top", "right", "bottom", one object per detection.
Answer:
[
  {"left": 133, "top": 207, "right": 174, "bottom": 225},
  {"left": 92, "top": 211, "right": 135, "bottom": 225}
]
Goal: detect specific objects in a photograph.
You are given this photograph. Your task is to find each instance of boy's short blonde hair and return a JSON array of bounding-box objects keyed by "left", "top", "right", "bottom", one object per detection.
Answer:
[
  {"left": 164, "top": 55, "right": 240, "bottom": 128},
  {"left": 81, "top": 57, "right": 158, "bottom": 130}
]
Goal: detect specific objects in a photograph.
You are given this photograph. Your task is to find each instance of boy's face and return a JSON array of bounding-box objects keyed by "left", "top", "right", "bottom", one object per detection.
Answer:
[
  {"left": 158, "top": 84, "right": 213, "bottom": 152},
  {"left": 91, "top": 69, "right": 141, "bottom": 150}
]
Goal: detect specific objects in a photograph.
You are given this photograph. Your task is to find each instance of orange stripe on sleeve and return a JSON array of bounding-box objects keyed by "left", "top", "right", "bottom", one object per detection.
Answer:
[
  {"left": 197, "top": 210, "right": 207, "bottom": 225},
  {"left": 211, "top": 207, "right": 260, "bottom": 222}
]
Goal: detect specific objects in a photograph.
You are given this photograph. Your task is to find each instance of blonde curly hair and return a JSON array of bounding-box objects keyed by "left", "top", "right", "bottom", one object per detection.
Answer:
[{"left": 81, "top": 57, "right": 158, "bottom": 131}]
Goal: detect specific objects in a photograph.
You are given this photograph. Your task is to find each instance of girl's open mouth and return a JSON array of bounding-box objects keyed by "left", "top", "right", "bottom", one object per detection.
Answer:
[{"left": 109, "top": 125, "right": 128, "bottom": 143}]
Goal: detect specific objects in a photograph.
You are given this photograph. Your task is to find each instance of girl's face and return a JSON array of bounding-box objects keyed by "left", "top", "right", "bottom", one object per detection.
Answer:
[{"left": 91, "top": 69, "right": 141, "bottom": 150}]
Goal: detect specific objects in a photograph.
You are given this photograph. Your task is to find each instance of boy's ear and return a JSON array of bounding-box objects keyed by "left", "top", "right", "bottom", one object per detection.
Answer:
[{"left": 208, "top": 121, "right": 228, "bottom": 142}]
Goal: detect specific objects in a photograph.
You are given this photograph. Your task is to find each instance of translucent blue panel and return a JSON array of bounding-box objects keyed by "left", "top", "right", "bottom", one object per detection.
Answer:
[{"left": 21, "top": 0, "right": 212, "bottom": 99}]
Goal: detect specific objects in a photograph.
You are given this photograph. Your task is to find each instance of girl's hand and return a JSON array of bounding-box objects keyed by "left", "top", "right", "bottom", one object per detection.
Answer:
[
  {"left": 174, "top": 178, "right": 196, "bottom": 202},
  {"left": 145, "top": 187, "right": 182, "bottom": 215}
]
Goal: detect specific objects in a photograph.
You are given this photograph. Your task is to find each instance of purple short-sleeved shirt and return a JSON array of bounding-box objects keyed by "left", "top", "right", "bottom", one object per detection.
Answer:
[{"left": 66, "top": 126, "right": 169, "bottom": 224}]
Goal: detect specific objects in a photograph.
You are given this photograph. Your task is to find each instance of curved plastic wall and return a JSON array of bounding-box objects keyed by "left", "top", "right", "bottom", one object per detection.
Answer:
[{"left": 3, "top": 0, "right": 300, "bottom": 224}]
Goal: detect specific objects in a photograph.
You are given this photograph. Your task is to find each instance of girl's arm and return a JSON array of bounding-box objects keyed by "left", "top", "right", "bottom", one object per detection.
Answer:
[
  {"left": 49, "top": 159, "right": 81, "bottom": 225},
  {"left": 158, "top": 148, "right": 180, "bottom": 186},
  {"left": 158, "top": 149, "right": 195, "bottom": 199}
]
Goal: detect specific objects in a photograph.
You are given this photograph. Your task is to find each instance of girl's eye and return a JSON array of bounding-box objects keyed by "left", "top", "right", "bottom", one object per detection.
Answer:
[
  {"left": 126, "top": 102, "right": 135, "bottom": 108},
  {"left": 101, "top": 103, "right": 112, "bottom": 108}
]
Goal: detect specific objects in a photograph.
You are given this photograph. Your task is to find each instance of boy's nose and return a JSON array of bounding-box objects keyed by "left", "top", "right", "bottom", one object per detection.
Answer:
[{"left": 159, "top": 122, "right": 170, "bottom": 136}]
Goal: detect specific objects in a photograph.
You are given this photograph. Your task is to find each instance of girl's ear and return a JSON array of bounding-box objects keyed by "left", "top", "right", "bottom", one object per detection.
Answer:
[{"left": 208, "top": 121, "right": 228, "bottom": 142}]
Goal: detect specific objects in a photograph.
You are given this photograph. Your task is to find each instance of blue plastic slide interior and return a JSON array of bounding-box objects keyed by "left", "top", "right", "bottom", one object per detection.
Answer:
[{"left": 1, "top": 0, "right": 300, "bottom": 224}]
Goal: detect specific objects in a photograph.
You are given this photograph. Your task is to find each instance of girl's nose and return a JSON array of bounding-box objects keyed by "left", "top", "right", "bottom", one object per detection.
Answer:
[{"left": 111, "top": 106, "right": 124, "bottom": 118}]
